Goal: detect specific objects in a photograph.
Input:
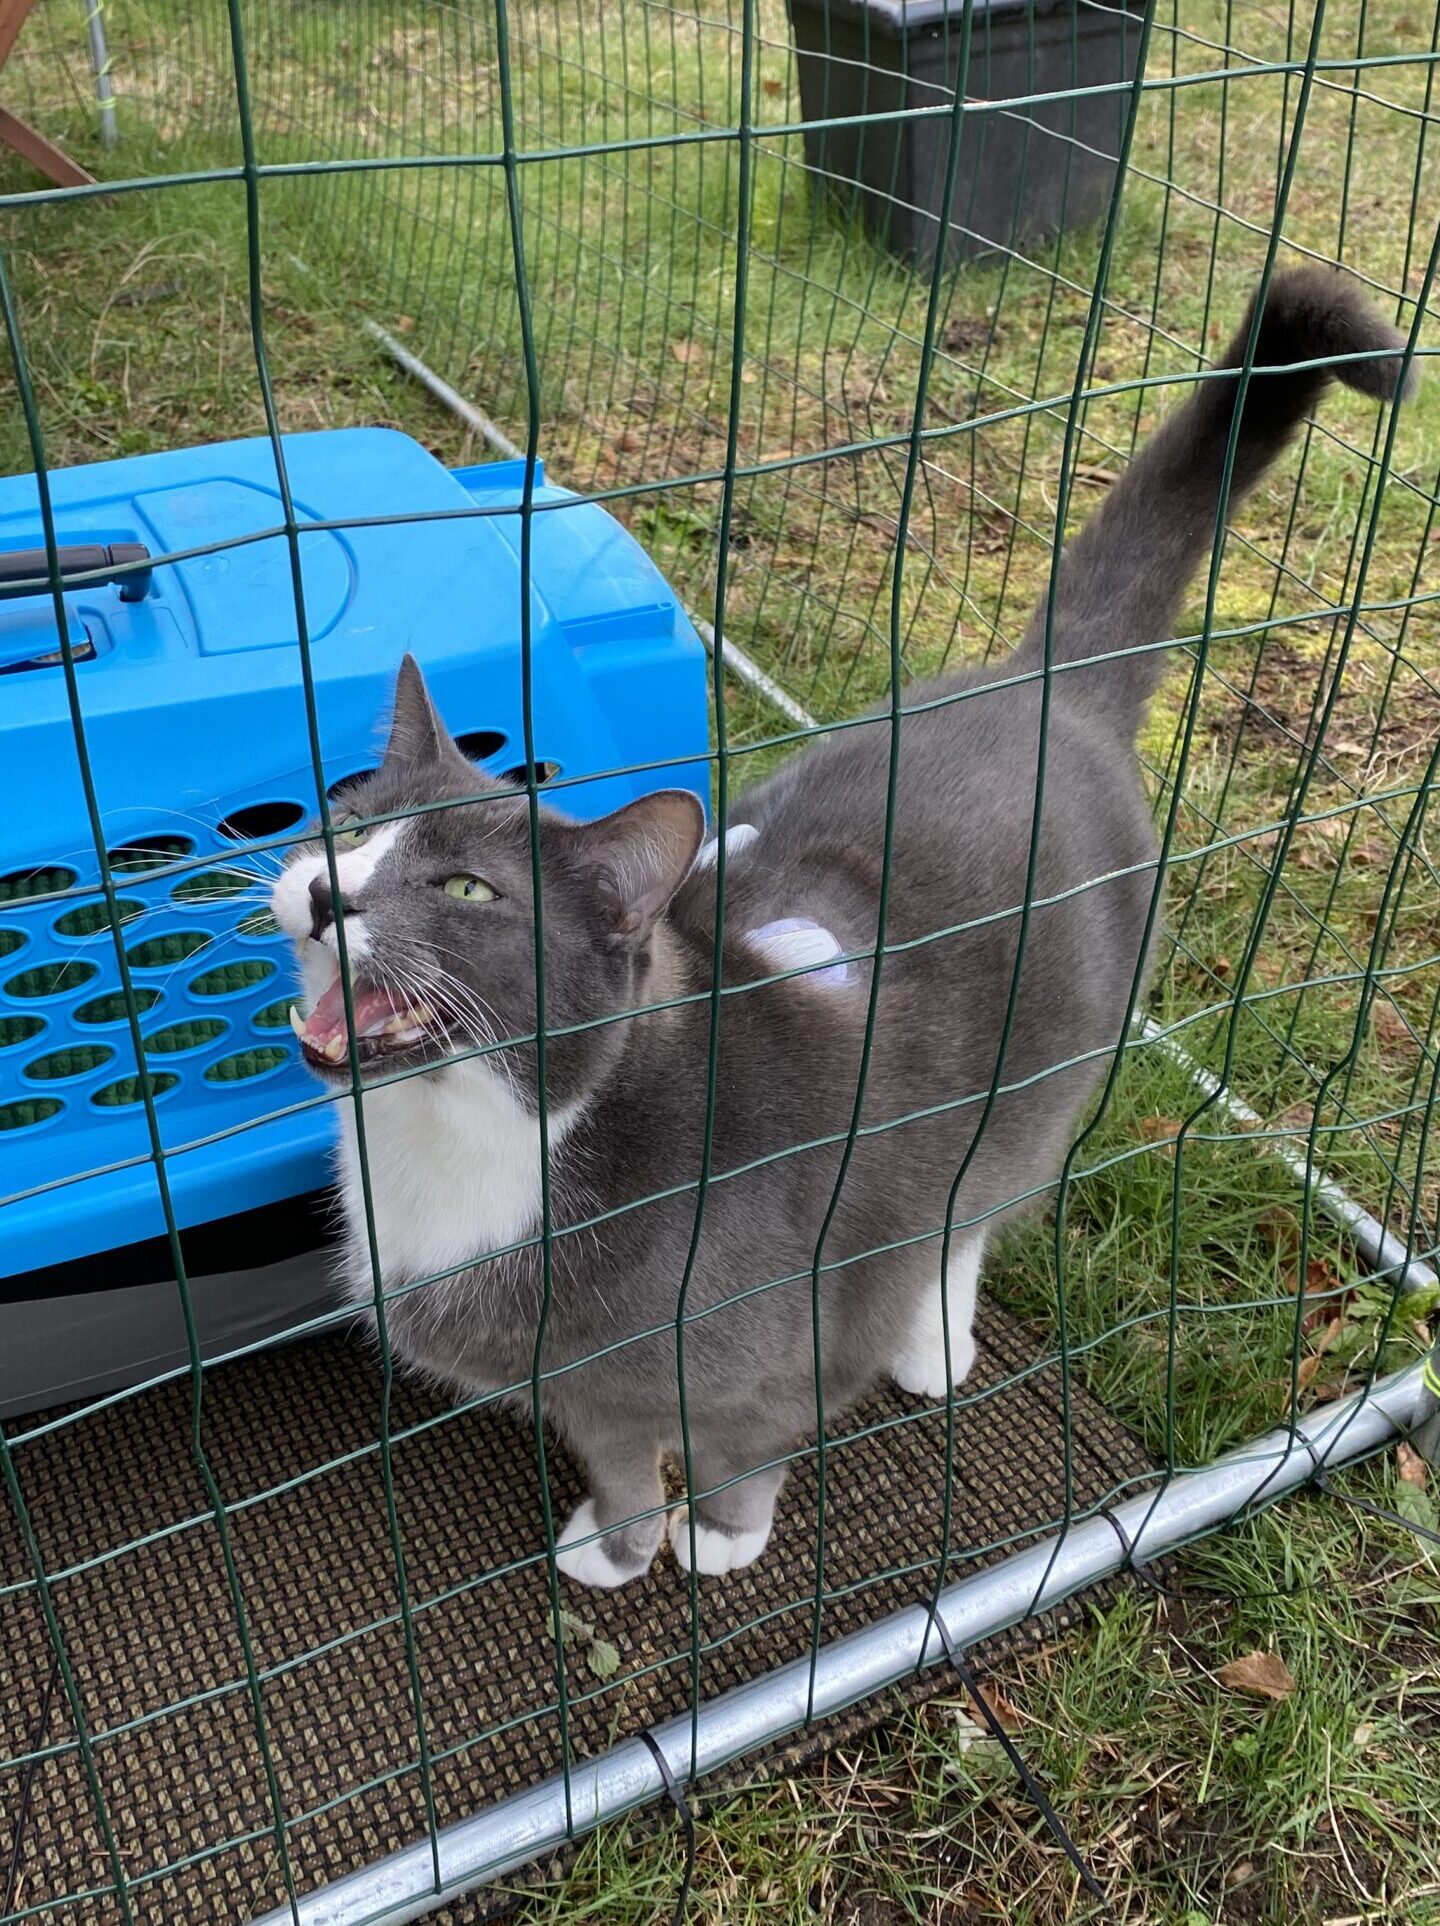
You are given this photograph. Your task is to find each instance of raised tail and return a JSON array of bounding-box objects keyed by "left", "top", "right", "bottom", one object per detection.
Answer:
[{"left": 1011, "top": 267, "right": 1418, "bottom": 736}]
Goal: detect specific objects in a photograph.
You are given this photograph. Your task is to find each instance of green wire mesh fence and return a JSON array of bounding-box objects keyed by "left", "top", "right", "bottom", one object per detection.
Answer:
[{"left": 1, "top": 1, "right": 1438, "bottom": 1921}]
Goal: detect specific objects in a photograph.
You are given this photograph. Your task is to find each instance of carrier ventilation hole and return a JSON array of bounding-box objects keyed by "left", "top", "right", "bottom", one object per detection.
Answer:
[
  {"left": 172, "top": 869, "right": 251, "bottom": 904},
  {"left": 126, "top": 930, "right": 213, "bottom": 970},
  {"left": 108, "top": 835, "right": 194, "bottom": 875},
  {"left": 205, "top": 1046, "right": 289, "bottom": 1083},
  {"left": 4, "top": 960, "right": 99, "bottom": 999},
  {"left": 191, "top": 958, "right": 276, "bottom": 997},
  {"left": 93, "top": 1072, "right": 179, "bottom": 1108},
  {"left": 0, "top": 1014, "right": 45, "bottom": 1050},
  {"left": 53, "top": 899, "right": 145, "bottom": 939},
  {"left": 145, "top": 1019, "right": 229, "bottom": 1055},
  {"left": 239, "top": 907, "right": 279, "bottom": 937},
  {"left": 0, "top": 1097, "right": 62, "bottom": 1132},
  {"left": 457, "top": 730, "right": 507, "bottom": 764},
  {"left": 501, "top": 760, "right": 560, "bottom": 787},
  {"left": 0, "top": 864, "right": 78, "bottom": 904},
  {"left": 75, "top": 987, "right": 161, "bottom": 1025},
  {"left": 0, "top": 929, "right": 25, "bottom": 960},
  {"left": 217, "top": 800, "right": 306, "bottom": 841},
  {"left": 25, "top": 1044, "right": 116, "bottom": 1082},
  {"left": 253, "top": 998, "right": 293, "bottom": 1029}
]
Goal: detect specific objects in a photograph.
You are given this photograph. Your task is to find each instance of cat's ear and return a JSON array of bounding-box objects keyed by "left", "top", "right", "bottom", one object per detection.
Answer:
[
  {"left": 572, "top": 790, "right": 705, "bottom": 944},
  {"left": 382, "top": 654, "right": 471, "bottom": 777}
]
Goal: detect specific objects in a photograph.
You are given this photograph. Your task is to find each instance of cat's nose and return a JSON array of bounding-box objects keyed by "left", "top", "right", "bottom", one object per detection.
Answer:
[{"left": 308, "top": 875, "right": 358, "bottom": 943}]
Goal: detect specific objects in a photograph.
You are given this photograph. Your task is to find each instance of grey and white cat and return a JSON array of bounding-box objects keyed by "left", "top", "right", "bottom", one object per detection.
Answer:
[{"left": 272, "top": 270, "right": 1413, "bottom": 1588}]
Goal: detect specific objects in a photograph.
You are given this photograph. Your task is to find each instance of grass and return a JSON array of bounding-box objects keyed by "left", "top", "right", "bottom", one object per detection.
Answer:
[{"left": 2, "top": 3, "right": 1438, "bottom": 1922}]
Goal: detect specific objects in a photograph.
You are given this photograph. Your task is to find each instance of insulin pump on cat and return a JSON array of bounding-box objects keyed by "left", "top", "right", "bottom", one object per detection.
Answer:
[{"left": 3, "top": 270, "right": 1418, "bottom": 1591}]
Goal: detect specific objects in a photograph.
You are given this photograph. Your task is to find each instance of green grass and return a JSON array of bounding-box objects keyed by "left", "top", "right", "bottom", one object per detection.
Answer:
[{"left": 2, "top": 3, "right": 1438, "bottom": 1922}]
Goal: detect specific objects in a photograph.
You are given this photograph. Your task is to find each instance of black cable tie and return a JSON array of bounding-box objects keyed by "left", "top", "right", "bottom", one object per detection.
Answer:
[
  {"left": 638, "top": 1729, "right": 696, "bottom": 1926},
  {"left": 1315, "top": 1471, "right": 1440, "bottom": 1548},
  {"left": 931, "top": 1610, "right": 1111, "bottom": 1915},
  {"left": 1098, "top": 1505, "right": 1179, "bottom": 1599}
]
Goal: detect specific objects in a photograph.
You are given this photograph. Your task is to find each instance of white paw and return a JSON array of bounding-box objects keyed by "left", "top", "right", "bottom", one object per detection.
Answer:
[
  {"left": 668, "top": 1507, "right": 772, "bottom": 1576},
  {"left": 890, "top": 1331, "right": 976, "bottom": 1400},
  {"left": 554, "top": 1499, "right": 650, "bottom": 1589}
]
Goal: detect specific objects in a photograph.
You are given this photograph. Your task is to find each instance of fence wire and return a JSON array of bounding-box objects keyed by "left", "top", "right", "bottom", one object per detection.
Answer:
[{"left": 0, "top": 2, "right": 1438, "bottom": 1922}]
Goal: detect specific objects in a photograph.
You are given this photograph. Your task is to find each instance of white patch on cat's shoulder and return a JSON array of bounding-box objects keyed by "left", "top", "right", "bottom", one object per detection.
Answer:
[
  {"left": 334, "top": 1055, "right": 583, "bottom": 1294},
  {"left": 747, "top": 916, "right": 852, "bottom": 988},
  {"left": 668, "top": 1507, "right": 772, "bottom": 1576},
  {"left": 693, "top": 821, "right": 758, "bottom": 870},
  {"left": 271, "top": 820, "right": 405, "bottom": 942},
  {"left": 555, "top": 1499, "right": 651, "bottom": 1588}
]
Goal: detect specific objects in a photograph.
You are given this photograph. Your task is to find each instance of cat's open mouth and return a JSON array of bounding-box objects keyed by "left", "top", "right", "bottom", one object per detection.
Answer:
[{"left": 291, "top": 965, "right": 432, "bottom": 1073}]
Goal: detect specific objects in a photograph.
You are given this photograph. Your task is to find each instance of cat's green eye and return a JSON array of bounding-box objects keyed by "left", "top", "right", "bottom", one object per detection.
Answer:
[
  {"left": 443, "top": 875, "right": 497, "bottom": 903},
  {"left": 333, "top": 816, "right": 368, "bottom": 849}
]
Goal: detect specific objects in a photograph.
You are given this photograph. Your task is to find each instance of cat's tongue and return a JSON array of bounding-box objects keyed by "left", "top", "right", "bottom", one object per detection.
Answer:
[{"left": 294, "top": 969, "right": 424, "bottom": 1063}]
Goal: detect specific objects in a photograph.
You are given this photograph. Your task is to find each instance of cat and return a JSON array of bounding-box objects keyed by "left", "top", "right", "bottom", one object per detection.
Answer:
[{"left": 271, "top": 269, "right": 1414, "bottom": 1588}]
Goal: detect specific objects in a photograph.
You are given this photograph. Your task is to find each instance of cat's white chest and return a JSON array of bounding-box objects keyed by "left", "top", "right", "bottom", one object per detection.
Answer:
[{"left": 333, "top": 1061, "right": 578, "bottom": 1295}]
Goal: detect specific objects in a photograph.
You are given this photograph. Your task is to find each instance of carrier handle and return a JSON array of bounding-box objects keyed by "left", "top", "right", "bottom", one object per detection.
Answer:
[{"left": 0, "top": 542, "right": 153, "bottom": 602}]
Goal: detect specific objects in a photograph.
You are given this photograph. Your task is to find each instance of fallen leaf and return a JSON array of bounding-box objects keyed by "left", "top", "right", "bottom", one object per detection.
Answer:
[
  {"left": 762, "top": 76, "right": 783, "bottom": 96},
  {"left": 965, "top": 1681, "right": 1023, "bottom": 1733},
  {"left": 1352, "top": 1720, "right": 1374, "bottom": 1749},
  {"left": 395, "top": 314, "right": 415, "bottom": 333},
  {"left": 1398, "top": 1442, "right": 1428, "bottom": 1488},
  {"left": 587, "top": 1637, "right": 621, "bottom": 1681},
  {"left": 671, "top": 339, "right": 705, "bottom": 365},
  {"left": 1216, "top": 1651, "right": 1296, "bottom": 1701},
  {"left": 553, "top": 1607, "right": 594, "bottom": 1646},
  {"left": 1312, "top": 1377, "right": 1353, "bottom": 1402},
  {"left": 1257, "top": 1205, "right": 1301, "bottom": 1261},
  {"left": 1280, "top": 1354, "right": 1323, "bottom": 1415},
  {"left": 1313, "top": 1317, "right": 1345, "bottom": 1358},
  {"left": 1137, "top": 1116, "right": 1184, "bottom": 1153}
]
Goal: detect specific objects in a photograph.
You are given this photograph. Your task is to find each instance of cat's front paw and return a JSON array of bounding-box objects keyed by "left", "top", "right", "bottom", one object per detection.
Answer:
[
  {"left": 554, "top": 1498, "right": 657, "bottom": 1589},
  {"left": 889, "top": 1329, "right": 977, "bottom": 1401},
  {"left": 668, "top": 1506, "right": 772, "bottom": 1577}
]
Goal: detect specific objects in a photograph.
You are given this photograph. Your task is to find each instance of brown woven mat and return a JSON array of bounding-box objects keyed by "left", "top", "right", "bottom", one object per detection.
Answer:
[{"left": 1, "top": 1300, "right": 1156, "bottom": 1925}]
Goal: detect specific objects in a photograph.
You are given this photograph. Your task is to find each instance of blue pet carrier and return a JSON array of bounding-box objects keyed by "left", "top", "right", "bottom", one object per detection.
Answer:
[{"left": 0, "top": 428, "right": 709, "bottom": 1412}]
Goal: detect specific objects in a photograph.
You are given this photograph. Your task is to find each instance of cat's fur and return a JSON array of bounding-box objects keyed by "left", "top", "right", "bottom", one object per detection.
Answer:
[{"left": 272, "top": 270, "right": 1414, "bottom": 1587}]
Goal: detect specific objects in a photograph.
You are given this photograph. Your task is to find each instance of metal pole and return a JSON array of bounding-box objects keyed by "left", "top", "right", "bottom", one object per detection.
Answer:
[
  {"left": 85, "top": 0, "right": 116, "bottom": 150},
  {"left": 1143, "top": 1018, "right": 1438, "bottom": 1294},
  {"left": 247, "top": 1358, "right": 1423, "bottom": 1926}
]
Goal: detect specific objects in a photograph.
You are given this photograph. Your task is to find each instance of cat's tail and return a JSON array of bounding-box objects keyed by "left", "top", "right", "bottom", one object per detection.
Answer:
[{"left": 1010, "top": 267, "right": 1418, "bottom": 737}]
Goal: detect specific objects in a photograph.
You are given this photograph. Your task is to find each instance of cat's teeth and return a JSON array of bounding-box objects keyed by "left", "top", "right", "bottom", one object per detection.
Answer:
[
  {"left": 288, "top": 1004, "right": 305, "bottom": 1040},
  {"left": 323, "top": 1035, "right": 348, "bottom": 1063},
  {"left": 383, "top": 1004, "right": 432, "bottom": 1036}
]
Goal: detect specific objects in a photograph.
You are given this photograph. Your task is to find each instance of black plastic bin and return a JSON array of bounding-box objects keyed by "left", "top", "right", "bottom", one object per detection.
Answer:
[{"left": 786, "top": 0, "right": 1146, "bottom": 268}]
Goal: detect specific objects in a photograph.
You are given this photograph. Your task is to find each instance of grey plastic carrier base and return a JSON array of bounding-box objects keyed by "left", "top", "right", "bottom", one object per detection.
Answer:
[
  {"left": 0, "top": 1249, "right": 336, "bottom": 1420},
  {"left": 786, "top": 0, "right": 1146, "bottom": 268}
]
